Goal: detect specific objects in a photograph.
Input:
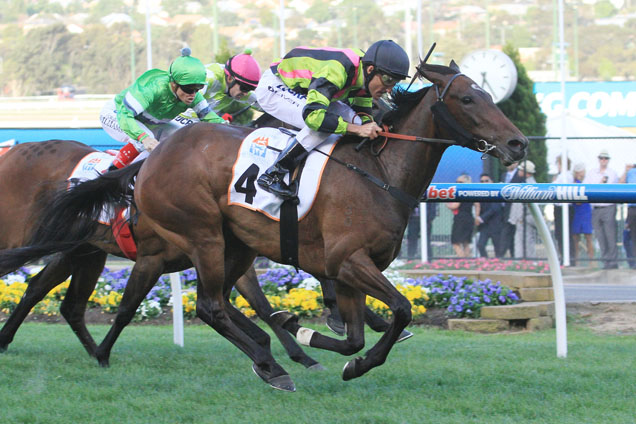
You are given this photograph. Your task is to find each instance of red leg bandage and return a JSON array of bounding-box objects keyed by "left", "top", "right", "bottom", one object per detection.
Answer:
[{"left": 111, "top": 143, "right": 140, "bottom": 169}]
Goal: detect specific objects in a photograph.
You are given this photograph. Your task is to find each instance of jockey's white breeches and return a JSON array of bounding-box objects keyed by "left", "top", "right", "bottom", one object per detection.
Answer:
[
  {"left": 254, "top": 69, "right": 361, "bottom": 151},
  {"left": 100, "top": 99, "right": 179, "bottom": 152}
]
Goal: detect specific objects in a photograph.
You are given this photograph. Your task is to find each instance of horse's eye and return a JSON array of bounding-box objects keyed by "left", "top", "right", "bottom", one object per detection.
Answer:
[{"left": 461, "top": 96, "right": 473, "bottom": 104}]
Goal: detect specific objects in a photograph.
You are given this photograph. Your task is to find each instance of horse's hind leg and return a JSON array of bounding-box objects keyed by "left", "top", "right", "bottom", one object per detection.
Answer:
[
  {"left": 59, "top": 248, "right": 108, "bottom": 357},
  {"left": 95, "top": 255, "right": 164, "bottom": 367},
  {"left": 235, "top": 266, "right": 323, "bottom": 370},
  {"left": 320, "top": 278, "right": 413, "bottom": 342},
  {"left": 318, "top": 278, "right": 346, "bottom": 336},
  {"left": 0, "top": 254, "right": 73, "bottom": 353}
]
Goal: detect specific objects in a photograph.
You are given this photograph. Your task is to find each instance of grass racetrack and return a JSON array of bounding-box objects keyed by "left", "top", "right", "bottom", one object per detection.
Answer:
[{"left": 0, "top": 323, "right": 635, "bottom": 423}]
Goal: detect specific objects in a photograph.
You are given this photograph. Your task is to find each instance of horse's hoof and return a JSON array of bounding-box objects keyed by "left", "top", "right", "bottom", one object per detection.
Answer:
[
  {"left": 270, "top": 310, "right": 298, "bottom": 329},
  {"left": 397, "top": 329, "right": 414, "bottom": 343},
  {"left": 342, "top": 357, "right": 363, "bottom": 381},
  {"left": 97, "top": 358, "right": 110, "bottom": 368},
  {"left": 0, "top": 344, "right": 7, "bottom": 353},
  {"left": 326, "top": 315, "right": 345, "bottom": 336},
  {"left": 307, "top": 363, "right": 326, "bottom": 371},
  {"left": 252, "top": 363, "right": 296, "bottom": 392}
]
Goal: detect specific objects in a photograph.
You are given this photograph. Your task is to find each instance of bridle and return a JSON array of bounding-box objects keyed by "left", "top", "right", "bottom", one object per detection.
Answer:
[
  {"left": 428, "top": 72, "right": 497, "bottom": 157},
  {"left": 313, "top": 67, "right": 500, "bottom": 208}
]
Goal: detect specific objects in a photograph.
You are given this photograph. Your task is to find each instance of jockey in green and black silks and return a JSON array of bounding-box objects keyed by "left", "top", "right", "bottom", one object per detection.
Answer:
[{"left": 254, "top": 40, "right": 410, "bottom": 199}]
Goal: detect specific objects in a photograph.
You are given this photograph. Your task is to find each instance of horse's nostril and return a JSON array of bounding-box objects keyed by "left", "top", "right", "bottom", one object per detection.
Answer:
[{"left": 507, "top": 138, "right": 527, "bottom": 152}]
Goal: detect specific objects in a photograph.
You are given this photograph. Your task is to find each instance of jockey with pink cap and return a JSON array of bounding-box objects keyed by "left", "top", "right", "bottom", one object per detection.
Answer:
[{"left": 169, "top": 50, "right": 263, "bottom": 128}]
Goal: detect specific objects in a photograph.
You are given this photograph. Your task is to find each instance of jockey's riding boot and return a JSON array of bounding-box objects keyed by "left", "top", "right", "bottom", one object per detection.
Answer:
[
  {"left": 108, "top": 143, "right": 140, "bottom": 171},
  {"left": 257, "top": 138, "right": 308, "bottom": 199}
]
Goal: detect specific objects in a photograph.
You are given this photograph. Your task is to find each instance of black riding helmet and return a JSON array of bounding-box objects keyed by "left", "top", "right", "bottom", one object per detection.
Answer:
[{"left": 362, "top": 40, "right": 410, "bottom": 81}]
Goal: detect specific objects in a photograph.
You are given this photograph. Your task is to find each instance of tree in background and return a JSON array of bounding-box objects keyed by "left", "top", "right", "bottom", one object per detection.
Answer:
[{"left": 495, "top": 44, "right": 548, "bottom": 183}]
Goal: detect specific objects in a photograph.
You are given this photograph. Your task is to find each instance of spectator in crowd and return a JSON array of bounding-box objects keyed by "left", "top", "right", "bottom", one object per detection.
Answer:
[
  {"left": 571, "top": 163, "right": 595, "bottom": 266},
  {"left": 425, "top": 203, "right": 439, "bottom": 260},
  {"left": 501, "top": 162, "right": 524, "bottom": 257},
  {"left": 404, "top": 203, "right": 438, "bottom": 260},
  {"left": 584, "top": 149, "right": 619, "bottom": 269},
  {"left": 447, "top": 174, "right": 474, "bottom": 257},
  {"left": 508, "top": 161, "right": 537, "bottom": 258},
  {"left": 474, "top": 173, "right": 504, "bottom": 257},
  {"left": 405, "top": 205, "right": 421, "bottom": 259},
  {"left": 552, "top": 155, "right": 575, "bottom": 263},
  {"left": 619, "top": 163, "right": 636, "bottom": 269}
]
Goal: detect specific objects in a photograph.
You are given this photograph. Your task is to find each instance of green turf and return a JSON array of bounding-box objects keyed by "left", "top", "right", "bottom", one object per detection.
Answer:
[{"left": 0, "top": 323, "right": 634, "bottom": 424}]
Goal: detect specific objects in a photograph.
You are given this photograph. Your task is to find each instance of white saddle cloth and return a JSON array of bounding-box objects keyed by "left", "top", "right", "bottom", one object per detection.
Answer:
[
  {"left": 67, "top": 151, "right": 117, "bottom": 223},
  {"left": 228, "top": 127, "right": 339, "bottom": 221}
]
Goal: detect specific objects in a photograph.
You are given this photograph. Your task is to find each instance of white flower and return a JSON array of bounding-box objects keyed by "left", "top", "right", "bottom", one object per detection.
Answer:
[
  {"left": 6, "top": 274, "right": 26, "bottom": 284},
  {"left": 382, "top": 270, "right": 407, "bottom": 286},
  {"left": 298, "top": 277, "right": 320, "bottom": 290}
]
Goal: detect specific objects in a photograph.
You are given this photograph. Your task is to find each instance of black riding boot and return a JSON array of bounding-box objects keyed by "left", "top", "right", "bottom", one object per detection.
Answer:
[{"left": 257, "top": 139, "right": 308, "bottom": 199}]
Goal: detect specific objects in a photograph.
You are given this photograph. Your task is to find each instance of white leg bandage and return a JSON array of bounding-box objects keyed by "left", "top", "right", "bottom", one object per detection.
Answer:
[{"left": 296, "top": 327, "right": 316, "bottom": 346}]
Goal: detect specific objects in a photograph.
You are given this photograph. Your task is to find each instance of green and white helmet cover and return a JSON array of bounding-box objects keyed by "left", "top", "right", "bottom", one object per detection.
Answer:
[{"left": 169, "top": 48, "right": 206, "bottom": 85}]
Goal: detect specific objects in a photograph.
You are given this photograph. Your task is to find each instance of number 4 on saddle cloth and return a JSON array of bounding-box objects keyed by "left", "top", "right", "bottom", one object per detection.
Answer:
[
  {"left": 229, "top": 127, "right": 339, "bottom": 221},
  {"left": 67, "top": 151, "right": 137, "bottom": 260}
]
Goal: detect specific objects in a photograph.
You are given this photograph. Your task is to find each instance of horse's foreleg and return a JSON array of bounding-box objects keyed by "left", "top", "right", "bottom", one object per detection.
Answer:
[
  {"left": 95, "top": 256, "right": 164, "bottom": 367},
  {"left": 0, "top": 255, "right": 73, "bottom": 352},
  {"left": 271, "top": 283, "right": 367, "bottom": 356},
  {"left": 336, "top": 250, "right": 412, "bottom": 381},
  {"left": 235, "top": 266, "right": 323, "bottom": 369},
  {"left": 192, "top": 240, "right": 295, "bottom": 392},
  {"left": 319, "top": 278, "right": 411, "bottom": 341},
  {"left": 59, "top": 249, "right": 108, "bottom": 357}
]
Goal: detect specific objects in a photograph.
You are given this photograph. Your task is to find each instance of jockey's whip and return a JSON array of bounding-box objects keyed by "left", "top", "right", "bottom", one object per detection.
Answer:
[{"left": 230, "top": 101, "right": 258, "bottom": 120}]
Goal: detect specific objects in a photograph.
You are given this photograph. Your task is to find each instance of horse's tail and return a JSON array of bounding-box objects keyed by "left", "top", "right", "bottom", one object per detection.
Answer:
[{"left": 0, "top": 161, "right": 144, "bottom": 271}]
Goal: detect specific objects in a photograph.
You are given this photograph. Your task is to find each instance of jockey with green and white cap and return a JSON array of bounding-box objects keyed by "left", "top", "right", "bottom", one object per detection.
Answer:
[{"left": 100, "top": 48, "right": 226, "bottom": 170}]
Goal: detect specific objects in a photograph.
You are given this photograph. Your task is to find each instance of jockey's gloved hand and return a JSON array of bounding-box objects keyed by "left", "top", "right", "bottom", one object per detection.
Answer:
[
  {"left": 222, "top": 113, "right": 233, "bottom": 123},
  {"left": 142, "top": 136, "right": 159, "bottom": 152}
]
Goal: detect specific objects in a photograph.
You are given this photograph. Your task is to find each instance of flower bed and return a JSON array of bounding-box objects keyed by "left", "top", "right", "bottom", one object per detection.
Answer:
[
  {"left": 1, "top": 264, "right": 520, "bottom": 322},
  {"left": 393, "top": 258, "right": 551, "bottom": 274}
]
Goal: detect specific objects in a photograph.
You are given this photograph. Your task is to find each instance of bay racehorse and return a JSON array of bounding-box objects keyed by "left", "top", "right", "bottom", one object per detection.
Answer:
[
  {"left": 0, "top": 140, "right": 323, "bottom": 373},
  {"left": 0, "top": 60, "right": 527, "bottom": 388},
  {"left": 132, "top": 60, "right": 527, "bottom": 382}
]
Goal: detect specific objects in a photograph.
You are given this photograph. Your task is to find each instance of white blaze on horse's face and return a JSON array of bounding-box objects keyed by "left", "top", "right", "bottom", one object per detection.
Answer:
[{"left": 470, "top": 83, "right": 487, "bottom": 95}]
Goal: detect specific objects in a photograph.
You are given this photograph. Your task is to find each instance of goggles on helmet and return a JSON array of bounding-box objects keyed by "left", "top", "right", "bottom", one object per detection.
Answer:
[
  {"left": 237, "top": 81, "right": 254, "bottom": 93},
  {"left": 178, "top": 84, "right": 204, "bottom": 94},
  {"left": 378, "top": 73, "right": 401, "bottom": 87}
]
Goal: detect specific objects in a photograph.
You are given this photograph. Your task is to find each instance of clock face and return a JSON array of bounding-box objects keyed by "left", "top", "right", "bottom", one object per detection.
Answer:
[{"left": 459, "top": 49, "right": 518, "bottom": 104}]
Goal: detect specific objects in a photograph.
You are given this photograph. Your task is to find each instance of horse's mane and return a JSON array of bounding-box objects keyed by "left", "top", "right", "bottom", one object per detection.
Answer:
[{"left": 382, "top": 62, "right": 458, "bottom": 126}]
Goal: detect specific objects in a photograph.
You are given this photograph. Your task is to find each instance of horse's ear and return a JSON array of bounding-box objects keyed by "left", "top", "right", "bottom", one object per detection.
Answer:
[{"left": 449, "top": 60, "right": 460, "bottom": 73}]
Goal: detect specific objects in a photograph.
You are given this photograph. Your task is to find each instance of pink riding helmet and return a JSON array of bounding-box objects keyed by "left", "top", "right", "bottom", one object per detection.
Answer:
[{"left": 225, "top": 52, "right": 262, "bottom": 89}]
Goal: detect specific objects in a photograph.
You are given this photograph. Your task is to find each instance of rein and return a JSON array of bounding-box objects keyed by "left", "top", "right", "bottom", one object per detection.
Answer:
[
  {"left": 312, "top": 70, "right": 497, "bottom": 209},
  {"left": 311, "top": 147, "right": 419, "bottom": 209}
]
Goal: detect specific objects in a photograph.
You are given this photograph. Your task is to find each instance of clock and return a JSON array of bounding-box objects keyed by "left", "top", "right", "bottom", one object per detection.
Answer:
[{"left": 459, "top": 49, "right": 518, "bottom": 104}]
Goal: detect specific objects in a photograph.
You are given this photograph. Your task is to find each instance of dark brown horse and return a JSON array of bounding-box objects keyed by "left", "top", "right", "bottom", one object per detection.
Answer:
[
  {"left": 133, "top": 61, "right": 527, "bottom": 383},
  {"left": 1, "top": 61, "right": 527, "bottom": 389},
  {"left": 0, "top": 140, "right": 322, "bottom": 373}
]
